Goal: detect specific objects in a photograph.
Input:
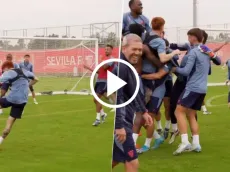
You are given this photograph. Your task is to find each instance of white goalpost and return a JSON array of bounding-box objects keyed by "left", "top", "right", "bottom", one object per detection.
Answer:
[{"left": 0, "top": 36, "right": 99, "bottom": 96}]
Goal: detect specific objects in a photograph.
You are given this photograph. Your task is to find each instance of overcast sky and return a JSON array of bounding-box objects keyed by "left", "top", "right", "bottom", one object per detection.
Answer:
[{"left": 0, "top": 0, "right": 122, "bottom": 30}]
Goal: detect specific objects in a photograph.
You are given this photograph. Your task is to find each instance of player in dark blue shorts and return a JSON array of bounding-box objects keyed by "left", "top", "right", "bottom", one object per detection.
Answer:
[
  {"left": 19, "top": 54, "right": 38, "bottom": 105},
  {"left": 0, "top": 61, "right": 38, "bottom": 146},
  {"left": 113, "top": 34, "right": 152, "bottom": 172},
  {"left": 172, "top": 28, "right": 211, "bottom": 155}
]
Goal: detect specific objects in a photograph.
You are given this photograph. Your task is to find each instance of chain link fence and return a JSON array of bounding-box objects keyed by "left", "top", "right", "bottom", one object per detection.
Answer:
[{"left": 0, "top": 22, "right": 121, "bottom": 47}]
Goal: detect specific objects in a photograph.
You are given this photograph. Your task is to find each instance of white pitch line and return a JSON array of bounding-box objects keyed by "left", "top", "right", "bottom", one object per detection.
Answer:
[
  {"left": 206, "top": 94, "right": 227, "bottom": 107},
  {"left": 27, "top": 97, "right": 92, "bottom": 105},
  {"left": 0, "top": 107, "right": 95, "bottom": 121}
]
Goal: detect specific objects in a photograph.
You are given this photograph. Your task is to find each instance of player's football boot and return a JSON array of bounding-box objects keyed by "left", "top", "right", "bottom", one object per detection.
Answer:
[
  {"left": 203, "top": 111, "right": 211, "bottom": 115},
  {"left": 152, "top": 137, "right": 164, "bottom": 149},
  {"left": 169, "top": 130, "right": 179, "bottom": 144},
  {"left": 191, "top": 144, "right": 202, "bottom": 152},
  {"left": 92, "top": 119, "right": 100, "bottom": 126},
  {"left": 101, "top": 113, "right": 107, "bottom": 123},
  {"left": 157, "top": 129, "right": 163, "bottom": 135},
  {"left": 34, "top": 100, "right": 38, "bottom": 105},
  {"left": 137, "top": 145, "right": 150, "bottom": 154},
  {"left": 163, "top": 128, "right": 170, "bottom": 139},
  {"left": 173, "top": 143, "right": 191, "bottom": 155}
]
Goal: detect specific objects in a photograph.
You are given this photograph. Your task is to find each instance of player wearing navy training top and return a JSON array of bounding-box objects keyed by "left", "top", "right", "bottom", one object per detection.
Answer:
[
  {"left": 172, "top": 28, "right": 211, "bottom": 155},
  {"left": 0, "top": 61, "right": 38, "bottom": 146},
  {"left": 112, "top": 34, "right": 152, "bottom": 172},
  {"left": 123, "top": 0, "right": 151, "bottom": 36},
  {"left": 19, "top": 54, "right": 38, "bottom": 105},
  {"left": 224, "top": 59, "right": 230, "bottom": 108}
]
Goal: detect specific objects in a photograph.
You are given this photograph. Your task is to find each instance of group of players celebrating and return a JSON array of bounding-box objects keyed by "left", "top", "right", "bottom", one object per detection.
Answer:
[
  {"left": 0, "top": 54, "right": 38, "bottom": 146},
  {"left": 112, "top": 0, "right": 230, "bottom": 171}
]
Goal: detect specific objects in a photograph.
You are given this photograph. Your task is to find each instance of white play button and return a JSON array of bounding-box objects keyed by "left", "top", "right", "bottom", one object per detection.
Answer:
[
  {"left": 90, "top": 58, "right": 140, "bottom": 109},
  {"left": 107, "top": 71, "right": 127, "bottom": 97}
]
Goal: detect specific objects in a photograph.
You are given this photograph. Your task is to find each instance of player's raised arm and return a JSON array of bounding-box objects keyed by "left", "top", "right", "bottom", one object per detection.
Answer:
[
  {"left": 170, "top": 43, "right": 191, "bottom": 51},
  {"left": 213, "top": 41, "right": 229, "bottom": 53}
]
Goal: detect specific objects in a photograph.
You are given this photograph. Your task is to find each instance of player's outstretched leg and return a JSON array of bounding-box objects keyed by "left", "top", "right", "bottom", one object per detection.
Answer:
[
  {"left": 0, "top": 116, "right": 16, "bottom": 145},
  {"left": 30, "top": 86, "right": 38, "bottom": 105}
]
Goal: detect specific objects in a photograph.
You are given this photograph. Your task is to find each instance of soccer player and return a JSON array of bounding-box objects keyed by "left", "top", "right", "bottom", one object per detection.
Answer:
[
  {"left": 168, "top": 30, "right": 222, "bottom": 144},
  {"left": 122, "top": 0, "right": 151, "bottom": 36},
  {"left": 6, "top": 54, "right": 19, "bottom": 69},
  {"left": 19, "top": 54, "right": 38, "bottom": 105},
  {"left": 163, "top": 38, "right": 179, "bottom": 139},
  {"left": 84, "top": 44, "right": 115, "bottom": 126},
  {"left": 0, "top": 54, "right": 20, "bottom": 115},
  {"left": 112, "top": 34, "right": 152, "bottom": 172},
  {"left": 0, "top": 61, "right": 38, "bottom": 146},
  {"left": 172, "top": 28, "right": 211, "bottom": 155},
  {"left": 224, "top": 58, "right": 230, "bottom": 108}
]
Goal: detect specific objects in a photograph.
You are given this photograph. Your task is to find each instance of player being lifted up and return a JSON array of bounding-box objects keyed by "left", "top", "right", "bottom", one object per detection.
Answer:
[
  {"left": 123, "top": 0, "right": 151, "bottom": 36},
  {"left": 0, "top": 61, "right": 38, "bottom": 146},
  {"left": 84, "top": 44, "right": 115, "bottom": 126},
  {"left": 19, "top": 54, "right": 38, "bottom": 105},
  {"left": 136, "top": 17, "right": 180, "bottom": 153}
]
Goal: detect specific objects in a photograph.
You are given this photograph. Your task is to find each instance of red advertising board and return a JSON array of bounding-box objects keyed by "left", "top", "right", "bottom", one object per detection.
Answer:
[
  {"left": 0, "top": 47, "right": 120, "bottom": 74},
  {"left": 0, "top": 43, "right": 228, "bottom": 74}
]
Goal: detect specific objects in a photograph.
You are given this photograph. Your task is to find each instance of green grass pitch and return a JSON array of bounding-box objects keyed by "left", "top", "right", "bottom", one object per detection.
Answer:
[
  {"left": 0, "top": 76, "right": 114, "bottom": 172},
  {"left": 0, "top": 65, "right": 228, "bottom": 172}
]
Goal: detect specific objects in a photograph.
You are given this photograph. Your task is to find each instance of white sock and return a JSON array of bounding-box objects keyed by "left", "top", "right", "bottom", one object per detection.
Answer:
[
  {"left": 96, "top": 113, "right": 101, "bottom": 120},
  {"left": 100, "top": 109, "right": 105, "bottom": 115},
  {"left": 0, "top": 137, "right": 4, "bottom": 144},
  {"left": 192, "top": 135, "right": 200, "bottom": 145},
  {"left": 157, "top": 120, "right": 162, "bottom": 130},
  {"left": 202, "top": 105, "right": 207, "bottom": 112},
  {"left": 165, "top": 120, "right": 171, "bottom": 129},
  {"left": 108, "top": 98, "right": 114, "bottom": 104},
  {"left": 144, "top": 138, "right": 152, "bottom": 147},
  {"left": 172, "top": 124, "right": 178, "bottom": 132},
  {"left": 153, "top": 130, "right": 161, "bottom": 139},
  {"left": 0, "top": 109, "right": 2, "bottom": 113},
  {"left": 132, "top": 133, "right": 139, "bottom": 145},
  {"left": 181, "top": 134, "right": 189, "bottom": 144},
  {"left": 33, "top": 98, "right": 36, "bottom": 101}
]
